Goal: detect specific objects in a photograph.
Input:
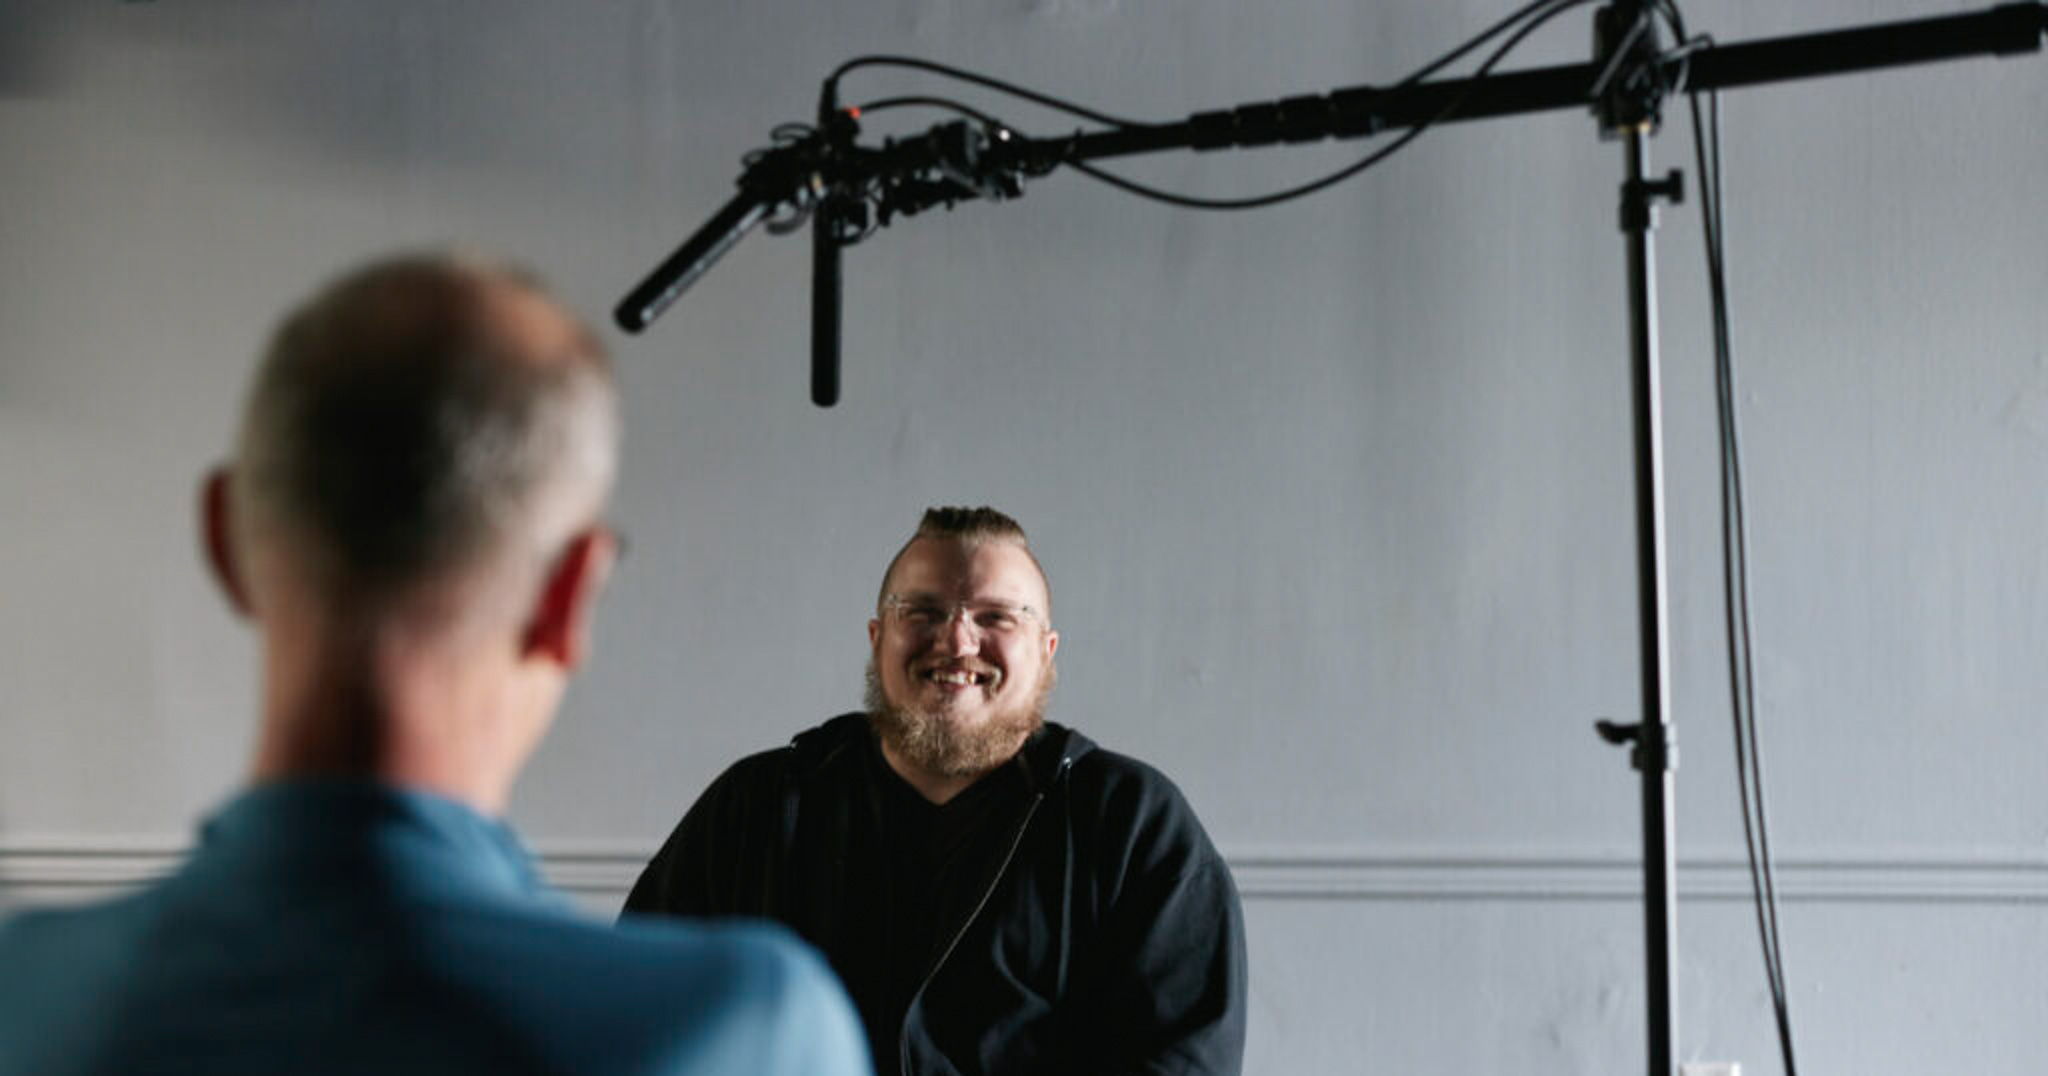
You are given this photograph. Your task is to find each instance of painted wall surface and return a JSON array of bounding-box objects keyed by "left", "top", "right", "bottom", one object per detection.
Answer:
[{"left": 2, "top": 1, "right": 2044, "bottom": 1072}]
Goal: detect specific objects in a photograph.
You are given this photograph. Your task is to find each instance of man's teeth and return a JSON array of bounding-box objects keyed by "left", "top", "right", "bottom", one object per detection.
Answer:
[{"left": 927, "top": 670, "right": 987, "bottom": 686}]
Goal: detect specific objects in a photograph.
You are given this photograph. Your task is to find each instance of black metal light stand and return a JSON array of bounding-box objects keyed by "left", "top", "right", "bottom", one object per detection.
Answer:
[{"left": 1590, "top": 4, "right": 1685, "bottom": 1069}]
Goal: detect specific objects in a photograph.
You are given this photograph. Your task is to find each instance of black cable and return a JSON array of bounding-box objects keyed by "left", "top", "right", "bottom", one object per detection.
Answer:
[
  {"left": 1060, "top": 124, "right": 1428, "bottom": 210},
  {"left": 1688, "top": 64, "right": 1802, "bottom": 1076},
  {"left": 1589, "top": 11, "right": 1654, "bottom": 101},
  {"left": 1695, "top": 75, "right": 1768, "bottom": 1059},
  {"left": 829, "top": 0, "right": 1573, "bottom": 134},
  {"left": 832, "top": 0, "right": 1586, "bottom": 213},
  {"left": 1396, "top": 0, "right": 1590, "bottom": 87},
  {"left": 1657, "top": 0, "right": 1688, "bottom": 43},
  {"left": 1652, "top": 19, "right": 1804, "bottom": 1075},
  {"left": 824, "top": 55, "right": 1150, "bottom": 129},
  {"left": 855, "top": 95, "right": 1002, "bottom": 125},
  {"left": 1063, "top": 0, "right": 1594, "bottom": 211}
]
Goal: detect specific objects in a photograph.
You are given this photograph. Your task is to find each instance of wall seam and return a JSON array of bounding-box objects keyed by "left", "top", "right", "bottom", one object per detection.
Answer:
[{"left": 4, "top": 844, "right": 2045, "bottom": 904}]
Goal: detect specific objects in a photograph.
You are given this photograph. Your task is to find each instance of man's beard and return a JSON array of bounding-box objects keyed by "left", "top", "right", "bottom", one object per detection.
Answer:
[{"left": 864, "top": 658, "right": 1054, "bottom": 779}]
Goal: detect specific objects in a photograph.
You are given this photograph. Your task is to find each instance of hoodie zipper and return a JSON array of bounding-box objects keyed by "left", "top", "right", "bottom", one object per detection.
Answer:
[{"left": 897, "top": 755, "right": 1072, "bottom": 1075}]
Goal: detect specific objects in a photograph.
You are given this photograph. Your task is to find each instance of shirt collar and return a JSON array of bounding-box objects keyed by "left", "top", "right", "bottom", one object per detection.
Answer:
[{"left": 197, "top": 779, "right": 546, "bottom": 900}]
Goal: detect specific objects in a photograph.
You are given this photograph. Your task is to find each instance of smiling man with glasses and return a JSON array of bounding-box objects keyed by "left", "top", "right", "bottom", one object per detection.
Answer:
[{"left": 625, "top": 506, "right": 1247, "bottom": 1075}]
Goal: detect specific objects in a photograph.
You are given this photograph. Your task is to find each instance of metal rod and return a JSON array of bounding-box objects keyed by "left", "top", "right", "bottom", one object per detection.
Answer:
[
  {"left": 996, "top": 3, "right": 2043, "bottom": 167},
  {"left": 1620, "top": 124, "right": 1680, "bottom": 1076}
]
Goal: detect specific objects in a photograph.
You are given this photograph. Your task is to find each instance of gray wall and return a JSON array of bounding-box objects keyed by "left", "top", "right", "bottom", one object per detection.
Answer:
[{"left": 3, "top": 0, "right": 2044, "bottom": 1072}]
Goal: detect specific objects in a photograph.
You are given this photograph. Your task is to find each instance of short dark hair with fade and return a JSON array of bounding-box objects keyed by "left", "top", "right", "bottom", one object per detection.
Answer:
[
  {"left": 876, "top": 505, "right": 1051, "bottom": 616},
  {"left": 232, "top": 251, "right": 616, "bottom": 603},
  {"left": 914, "top": 506, "right": 1029, "bottom": 544}
]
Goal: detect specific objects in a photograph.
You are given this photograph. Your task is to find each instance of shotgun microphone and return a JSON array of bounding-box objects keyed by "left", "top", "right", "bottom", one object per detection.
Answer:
[
  {"left": 614, "top": 125, "right": 838, "bottom": 334},
  {"left": 809, "top": 88, "right": 852, "bottom": 407},
  {"left": 811, "top": 197, "right": 842, "bottom": 407},
  {"left": 614, "top": 192, "right": 773, "bottom": 333}
]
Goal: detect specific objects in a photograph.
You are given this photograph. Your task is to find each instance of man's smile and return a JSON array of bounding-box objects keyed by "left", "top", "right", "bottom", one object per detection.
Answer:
[{"left": 921, "top": 664, "right": 997, "bottom": 689}]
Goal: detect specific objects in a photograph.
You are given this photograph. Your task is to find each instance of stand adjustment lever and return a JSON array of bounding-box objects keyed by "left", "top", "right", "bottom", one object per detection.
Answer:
[
  {"left": 1595, "top": 719, "right": 1680, "bottom": 773},
  {"left": 1619, "top": 168, "right": 1684, "bottom": 232}
]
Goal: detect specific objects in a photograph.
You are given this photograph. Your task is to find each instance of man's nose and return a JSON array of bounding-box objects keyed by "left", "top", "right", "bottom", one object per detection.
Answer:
[{"left": 934, "top": 608, "right": 981, "bottom": 653}]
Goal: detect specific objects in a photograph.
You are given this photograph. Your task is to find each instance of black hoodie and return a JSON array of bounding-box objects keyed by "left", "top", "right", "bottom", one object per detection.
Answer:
[{"left": 624, "top": 714, "right": 1247, "bottom": 1076}]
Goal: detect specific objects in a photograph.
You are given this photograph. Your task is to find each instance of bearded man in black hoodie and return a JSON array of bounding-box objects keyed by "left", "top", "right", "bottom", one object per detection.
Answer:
[{"left": 625, "top": 506, "right": 1247, "bottom": 1076}]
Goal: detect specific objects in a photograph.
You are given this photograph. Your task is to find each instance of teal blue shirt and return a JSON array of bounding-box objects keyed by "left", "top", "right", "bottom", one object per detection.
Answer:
[{"left": 0, "top": 782, "right": 871, "bottom": 1076}]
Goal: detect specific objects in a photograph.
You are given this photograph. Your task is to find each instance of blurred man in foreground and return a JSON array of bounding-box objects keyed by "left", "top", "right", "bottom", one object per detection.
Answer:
[{"left": 0, "top": 252, "right": 870, "bottom": 1076}]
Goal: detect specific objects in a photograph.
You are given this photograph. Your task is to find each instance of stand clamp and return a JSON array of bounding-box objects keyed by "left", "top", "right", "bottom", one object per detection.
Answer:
[
  {"left": 1595, "top": 718, "right": 1679, "bottom": 774},
  {"left": 1620, "top": 168, "right": 1684, "bottom": 233}
]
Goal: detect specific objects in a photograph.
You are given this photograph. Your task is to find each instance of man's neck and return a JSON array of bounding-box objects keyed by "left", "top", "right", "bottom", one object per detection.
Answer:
[{"left": 249, "top": 617, "right": 518, "bottom": 816}]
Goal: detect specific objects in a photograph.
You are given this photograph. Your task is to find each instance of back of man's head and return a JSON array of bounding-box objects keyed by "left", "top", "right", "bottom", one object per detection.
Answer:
[{"left": 230, "top": 252, "right": 616, "bottom": 618}]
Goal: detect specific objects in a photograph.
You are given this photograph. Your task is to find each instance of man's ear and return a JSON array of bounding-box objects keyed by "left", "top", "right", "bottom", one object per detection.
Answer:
[
  {"left": 201, "top": 468, "right": 253, "bottom": 616},
  {"left": 521, "top": 527, "right": 615, "bottom": 670}
]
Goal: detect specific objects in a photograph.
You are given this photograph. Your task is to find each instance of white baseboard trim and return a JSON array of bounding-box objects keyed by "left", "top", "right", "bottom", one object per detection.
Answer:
[{"left": 5, "top": 842, "right": 2045, "bottom": 906}]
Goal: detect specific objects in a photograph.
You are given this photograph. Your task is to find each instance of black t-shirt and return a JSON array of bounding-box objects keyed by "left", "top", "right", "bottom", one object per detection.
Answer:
[{"left": 868, "top": 735, "right": 1028, "bottom": 1072}]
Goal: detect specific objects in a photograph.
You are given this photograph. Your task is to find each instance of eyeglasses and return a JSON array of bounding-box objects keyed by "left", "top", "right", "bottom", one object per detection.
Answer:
[{"left": 881, "top": 593, "right": 1043, "bottom": 639}]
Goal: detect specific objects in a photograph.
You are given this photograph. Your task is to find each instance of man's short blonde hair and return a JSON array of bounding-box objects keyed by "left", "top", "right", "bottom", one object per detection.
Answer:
[{"left": 232, "top": 251, "right": 617, "bottom": 604}]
